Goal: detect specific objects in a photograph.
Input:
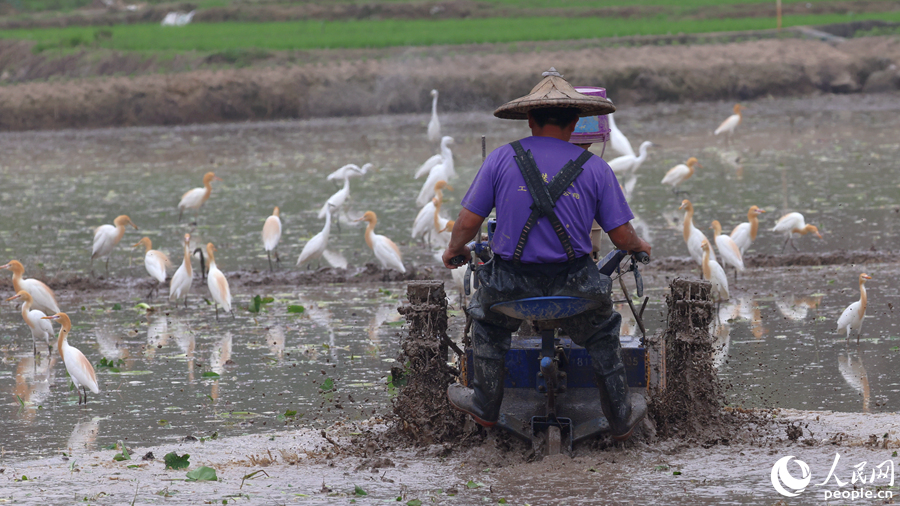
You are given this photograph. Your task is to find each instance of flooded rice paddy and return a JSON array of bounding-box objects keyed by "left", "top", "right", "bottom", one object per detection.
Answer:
[{"left": 0, "top": 92, "right": 898, "bottom": 500}]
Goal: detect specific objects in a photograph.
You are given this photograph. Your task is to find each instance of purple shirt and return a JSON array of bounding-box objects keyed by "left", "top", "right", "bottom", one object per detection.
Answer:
[{"left": 461, "top": 136, "right": 633, "bottom": 264}]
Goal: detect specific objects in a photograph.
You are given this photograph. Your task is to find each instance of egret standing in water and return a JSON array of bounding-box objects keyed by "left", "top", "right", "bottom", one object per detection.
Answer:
[
  {"left": 326, "top": 163, "right": 372, "bottom": 188},
  {"left": 91, "top": 215, "right": 138, "bottom": 275},
  {"left": 357, "top": 211, "right": 405, "bottom": 276},
  {"left": 607, "top": 141, "right": 654, "bottom": 177},
  {"left": 7, "top": 290, "right": 53, "bottom": 356},
  {"left": 837, "top": 273, "right": 872, "bottom": 344},
  {"left": 262, "top": 206, "right": 282, "bottom": 271},
  {"left": 711, "top": 220, "right": 745, "bottom": 280},
  {"left": 679, "top": 200, "right": 715, "bottom": 267},
  {"left": 297, "top": 205, "right": 333, "bottom": 269},
  {"left": 178, "top": 172, "right": 222, "bottom": 222},
  {"left": 701, "top": 239, "right": 729, "bottom": 301},
  {"left": 661, "top": 157, "right": 701, "bottom": 194},
  {"left": 132, "top": 237, "right": 170, "bottom": 299},
  {"left": 206, "top": 243, "right": 233, "bottom": 320},
  {"left": 411, "top": 180, "right": 453, "bottom": 247},
  {"left": 772, "top": 212, "right": 822, "bottom": 252},
  {"left": 169, "top": 233, "right": 193, "bottom": 307},
  {"left": 42, "top": 312, "right": 99, "bottom": 405},
  {"left": 714, "top": 104, "right": 747, "bottom": 143},
  {"left": 427, "top": 89, "right": 441, "bottom": 142},
  {"left": 730, "top": 205, "right": 765, "bottom": 254},
  {"left": 319, "top": 175, "right": 351, "bottom": 232},
  {"left": 0, "top": 260, "right": 59, "bottom": 315}
]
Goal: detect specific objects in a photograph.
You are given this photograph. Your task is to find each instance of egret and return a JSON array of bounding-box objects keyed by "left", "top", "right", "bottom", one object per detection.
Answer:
[
  {"left": 730, "top": 206, "right": 766, "bottom": 254},
  {"left": 661, "top": 157, "right": 701, "bottom": 194},
  {"left": 714, "top": 104, "right": 747, "bottom": 142},
  {"left": 169, "top": 233, "right": 193, "bottom": 307},
  {"left": 700, "top": 239, "right": 729, "bottom": 301},
  {"left": 772, "top": 212, "right": 822, "bottom": 252},
  {"left": 607, "top": 113, "right": 634, "bottom": 159},
  {"left": 0, "top": 260, "right": 59, "bottom": 315},
  {"left": 679, "top": 200, "right": 716, "bottom": 267},
  {"left": 326, "top": 163, "right": 372, "bottom": 187},
  {"left": 711, "top": 220, "right": 745, "bottom": 280},
  {"left": 42, "top": 312, "right": 99, "bottom": 405},
  {"left": 91, "top": 215, "right": 138, "bottom": 275},
  {"left": 432, "top": 199, "right": 453, "bottom": 249},
  {"left": 132, "top": 237, "right": 170, "bottom": 299},
  {"left": 357, "top": 211, "right": 405, "bottom": 276},
  {"left": 206, "top": 243, "right": 233, "bottom": 320},
  {"left": 178, "top": 172, "right": 222, "bottom": 222},
  {"left": 837, "top": 273, "right": 872, "bottom": 344},
  {"left": 318, "top": 175, "right": 350, "bottom": 231},
  {"left": 411, "top": 180, "right": 453, "bottom": 246},
  {"left": 297, "top": 205, "right": 333, "bottom": 269},
  {"left": 262, "top": 206, "right": 282, "bottom": 271},
  {"left": 415, "top": 136, "right": 455, "bottom": 180},
  {"left": 427, "top": 89, "right": 441, "bottom": 142},
  {"left": 7, "top": 290, "right": 53, "bottom": 356},
  {"left": 416, "top": 144, "right": 455, "bottom": 207},
  {"left": 607, "top": 141, "right": 654, "bottom": 176}
]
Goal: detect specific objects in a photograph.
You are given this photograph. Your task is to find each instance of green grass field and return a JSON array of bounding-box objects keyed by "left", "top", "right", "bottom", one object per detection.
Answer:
[{"left": 3, "top": 10, "right": 899, "bottom": 54}]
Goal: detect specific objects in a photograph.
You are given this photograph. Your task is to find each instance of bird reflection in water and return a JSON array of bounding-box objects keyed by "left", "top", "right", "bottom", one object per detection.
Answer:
[
  {"left": 13, "top": 355, "right": 57, "bottom": 423},
  {"left": 838, "top": 352, "right": 870, "bottom": 413},
  {"left": 67, "top": 417, "right": 101, "bottom": 455},
  {"left": 209, "top": 333, "right": 233, "bottom": 401}
]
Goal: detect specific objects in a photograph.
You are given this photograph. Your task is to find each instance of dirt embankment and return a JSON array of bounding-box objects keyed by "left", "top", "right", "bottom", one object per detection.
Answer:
[{"left": 1, "top": 33, "right": 899, "bottom": 132}]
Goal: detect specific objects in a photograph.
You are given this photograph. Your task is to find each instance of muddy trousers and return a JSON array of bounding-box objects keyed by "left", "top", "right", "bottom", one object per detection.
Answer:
[{"left": 454, "top": 255, "right": 636, "bottom": 433}]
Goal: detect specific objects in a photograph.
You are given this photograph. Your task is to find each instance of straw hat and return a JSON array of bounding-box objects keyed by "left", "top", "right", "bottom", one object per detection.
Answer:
[{"left": 494, "top": 68, "right": 616, "bottom": 120}]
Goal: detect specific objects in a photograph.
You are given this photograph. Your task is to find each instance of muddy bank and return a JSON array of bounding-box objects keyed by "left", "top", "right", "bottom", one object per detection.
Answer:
[{"left": 2, "top": 34, "right": 900, "bottom": 131}]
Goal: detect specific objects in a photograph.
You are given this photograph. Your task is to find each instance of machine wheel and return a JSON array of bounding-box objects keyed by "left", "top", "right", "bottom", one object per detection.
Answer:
[{"left": 546, "top": 426, "right": 561, "bottom": 456}]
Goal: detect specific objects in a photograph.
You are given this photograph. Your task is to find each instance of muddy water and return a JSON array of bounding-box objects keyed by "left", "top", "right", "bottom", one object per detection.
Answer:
[{"left": 0, "top": 93, "right": 898, "bottom": 469}]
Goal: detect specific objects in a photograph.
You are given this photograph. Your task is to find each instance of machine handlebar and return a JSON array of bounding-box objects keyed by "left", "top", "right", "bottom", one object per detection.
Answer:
[{"left": 633, "top": 251, "right": 650, "bottom": 265}]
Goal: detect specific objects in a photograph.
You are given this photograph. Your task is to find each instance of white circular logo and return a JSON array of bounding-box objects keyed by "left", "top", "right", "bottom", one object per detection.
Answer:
[{"left": 771, "top": 456, "right": 811, "bottom": 497}]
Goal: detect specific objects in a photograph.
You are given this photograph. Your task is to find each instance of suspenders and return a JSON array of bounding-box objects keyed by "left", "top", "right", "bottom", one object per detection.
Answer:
[{"left": 509, "top": 141, "right": 593, "bottom": 263}]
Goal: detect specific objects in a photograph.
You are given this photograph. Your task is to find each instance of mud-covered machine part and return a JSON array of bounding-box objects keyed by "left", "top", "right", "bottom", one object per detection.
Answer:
[{"left": 461, "top": 220, "right": 653, "bottom": 453}]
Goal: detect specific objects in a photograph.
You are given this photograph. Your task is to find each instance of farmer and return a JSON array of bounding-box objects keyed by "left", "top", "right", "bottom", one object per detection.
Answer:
[{"left": 441, "top": 68, "right": 652, "bottom": 441}]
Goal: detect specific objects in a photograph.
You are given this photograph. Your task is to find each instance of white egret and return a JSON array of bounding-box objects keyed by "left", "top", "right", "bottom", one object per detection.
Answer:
[
  {"left": 206, "top": 243, "right": 232, "bottom": 320},
  {"left": 714, "top": 104, "right": 747, "bottom": 141},
  {"left": 679, "top": 200, "right": 715, "bottom": 267},
  {"left": 7, "top": 290, "right": 53, "bottom": 356},
  {"left": 772, "top": 212, "right": 822, "bottom": 252},
  {"left": 661, "top": 157, "right": 701, "bottom": 194},
  {"left": 297, "top": 205, "right": 333, "bottom": 269},
  {"left": 711, "top": 220, "right": 745, "bottom": 280},
  {"left": 607, "top": 113, "right": 635, "bottom": 158},
  {"left": 178, "top": 172, "right": 222, "bottom": 222},
  {"left": 415, "top": 136, "right": 455, "bottom": 180},
  {"left": 427, "top": 89, "right": 441, "bottom": 142},
  {"left": 730, "top": 206, "right": 766, "bottom": 254},
  {"left": 42, "top": 312, "right": 99, "bottom": 405},
  {"left": 169, "top": 233, "right": 193, "bottom": 307},
  {"left": 700, "top": 239, "right": 729, "bottom": 301},
  {"left": 607, "top": 141, "right": 654, "bottom": 176},
  {"left": 262, "top": 206, "right": 282, "bottom": 271},
  {"left": 411, "top": 180, "right": 452, "bottom": 246},
  {"left": 132, "top": 237, "right": 170, "bottom": 299},
  {"left": 91, "top": 215, "right": 138, "bottom": 275},
  {"left": 357, "top": 211, "right": 405, "bottom": 275},
  {"left": 0, "top": 260, "right": 59, "bottom": 314},
  {"left": 326, "top": 163, "right": 372, "bottom": 187},
  {"left": 837, "top": 273, "right": 872, "bottom": 344}
]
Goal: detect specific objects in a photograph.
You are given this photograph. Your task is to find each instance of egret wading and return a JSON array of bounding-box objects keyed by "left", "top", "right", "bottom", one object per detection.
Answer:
[
  {"left": 772, "top": 212, "right": 822, "bottom": 252},
  {"left": 411, "top": 180, "right": 452, "bottom": 247},
  {"left": 7, "top": 290, "right": 53, "bottom": 356},
  {"left": 701, "top": 239, "right": 729, "bottom": 301},
  {"left": 178, "top": 172, "right": 222, "bottom": 222},
  {"left": 714, "top": 103, "right": 746, "bottom": 144},
  {"left": 91, "top": 215, "right": 138, "bottom": 275},
  {"left": 427, "top": 89, "right": 441, "bottom": 142},
  {"left": 0, "top": 260, "right": 59, "bottom": 315},
  {"left": 297, "top": 205, "right": 333, "bottom": 270},
  {"left": 169, "top": 233, "right": 193, "bottom": 307},
  {"left": 206, "top": 243, "right": 233, "bottom": 320},
  {"left": 679, "top": 199, "right": 716, "bottom": 268},
  {"left": 262, "top": 206, "right": 282, "bottom": 271},
  {"left": 357, "top": 211, "right": 405, "bottom": 278},
  {"left": 662, "top": 157, "right": 701, "bottom": 195},
  {"left": 42, "top": 312, "right": 99, "bottom": 405},
  {"left": 837, "top": 273, "right": 872, "bottom": 344},
  {"left": 730, "top": 205, "right": 766, "bottom": 254},
  {"left": 711, "top": 220, "right": 745, "bottom": 281},
  {"left": 132, "top": 237, "right": 170, "bottom": 299}
]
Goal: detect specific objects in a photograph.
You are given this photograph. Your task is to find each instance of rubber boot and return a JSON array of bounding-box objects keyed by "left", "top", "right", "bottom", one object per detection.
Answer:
[
  {"left": 597, "top": 369, "right": 647, "bottom": 441},
  {"left": 447, "top": 357, "right": 504, "bottom": 427}
]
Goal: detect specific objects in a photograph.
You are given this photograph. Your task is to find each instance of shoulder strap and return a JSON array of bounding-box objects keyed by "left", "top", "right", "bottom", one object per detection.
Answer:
[{"left": 509, "top": 141, "right": 593, "bottom": 262}]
